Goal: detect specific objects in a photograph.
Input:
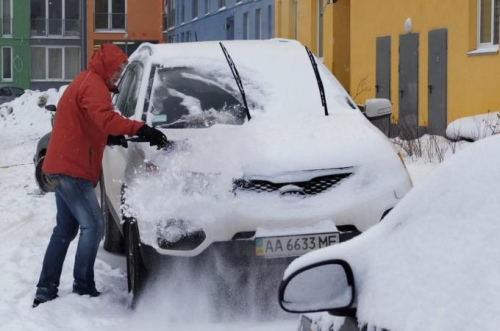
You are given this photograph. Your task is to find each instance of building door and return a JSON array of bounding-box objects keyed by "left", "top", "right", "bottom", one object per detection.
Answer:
[
  {"left": 225, "top": 16, "right": 234, "bottom": 40},
  {"left": 399, "top": 33, "right": 419, "bottom": 139},
  {"left": 428, "top": 28, "right": 448, "bottom": 136},
  {"left": 374, "top": 36, "right": 391, "bottom": 136}
]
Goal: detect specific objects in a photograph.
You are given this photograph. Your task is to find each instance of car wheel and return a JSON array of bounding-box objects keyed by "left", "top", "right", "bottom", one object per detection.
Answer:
[
  {"left": 125, "top": 220, "right": 145, "bottom": 299},
  {"left": 100, "top": 180, "right": 125, "bottom": 254},
  {"left": 35, "top": 155, "right": 54, "bottom": 193}
]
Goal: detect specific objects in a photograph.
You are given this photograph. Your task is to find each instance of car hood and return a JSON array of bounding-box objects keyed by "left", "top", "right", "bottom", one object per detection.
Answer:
[{"left": 146, "top": 113, "right": 398, "bottom": 177}]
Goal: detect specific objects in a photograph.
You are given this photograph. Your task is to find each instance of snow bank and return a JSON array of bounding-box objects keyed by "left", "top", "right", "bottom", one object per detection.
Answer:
[
  {"left": 446, "top": 111, "right": 500, "bottom": 141},
  {"left": 0, "top": 89, "right": 59, "bottom": 135}
]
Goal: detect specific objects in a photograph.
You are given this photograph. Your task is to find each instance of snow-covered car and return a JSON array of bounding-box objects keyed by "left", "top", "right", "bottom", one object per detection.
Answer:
[
  {"left": 279, "top": 136, "right": 500, "bottom": 331},
  {"left": 99, "top": 39, "right": 413, "bottom": 297},
  {"left": 0, "top": 85, "right": 25, "bottom": 104}
]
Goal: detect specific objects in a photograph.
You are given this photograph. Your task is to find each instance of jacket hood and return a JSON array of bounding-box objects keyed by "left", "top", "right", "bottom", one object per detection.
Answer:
[{"left": 88, "top": 44, "right": 127, "bottom": 86}]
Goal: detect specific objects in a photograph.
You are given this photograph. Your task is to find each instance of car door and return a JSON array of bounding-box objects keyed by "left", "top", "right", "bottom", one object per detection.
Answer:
[{"left": 102, "top": 62, "right": 144, "bottom": 215}]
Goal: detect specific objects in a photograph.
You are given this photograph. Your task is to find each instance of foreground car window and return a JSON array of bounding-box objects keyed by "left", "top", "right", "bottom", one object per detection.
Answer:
[{"left": 148, "top": 66, "right": 247, "bottom": 128}]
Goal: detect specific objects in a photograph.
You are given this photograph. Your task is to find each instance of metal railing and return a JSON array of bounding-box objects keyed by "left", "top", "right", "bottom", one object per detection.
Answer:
[
  {"left": 31, "top": 19, "right": 80, "bottom": 37},
  {"left": 94, "top": 13, "right": 126, "bottom": 30},
  {"left": 0, "top": 18, "right": 12, "bottom": 36}
]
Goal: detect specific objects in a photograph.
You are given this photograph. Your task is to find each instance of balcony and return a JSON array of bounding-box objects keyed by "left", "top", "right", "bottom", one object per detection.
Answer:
[
  {"left": 0, "top": 18, "right": 12, "bottom": 36},
  {"left": 31, "top": 19, "right": 80, "bottom": 37},
  {"left": 94, "top": 13, "right": 126, "bottom": 31}
]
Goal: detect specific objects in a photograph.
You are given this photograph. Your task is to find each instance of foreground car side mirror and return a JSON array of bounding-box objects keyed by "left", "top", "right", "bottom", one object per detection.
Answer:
[
  {"left": 278, "top": 260, "right": 356, "bottom": 316},
  {"left": 364, "top": 98, "right": 392, "bottom": 120}
]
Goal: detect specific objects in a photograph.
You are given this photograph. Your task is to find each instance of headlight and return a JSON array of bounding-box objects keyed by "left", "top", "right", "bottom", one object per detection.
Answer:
[{"left": 156, "top": 218, "right": 206, "bottom": 251}]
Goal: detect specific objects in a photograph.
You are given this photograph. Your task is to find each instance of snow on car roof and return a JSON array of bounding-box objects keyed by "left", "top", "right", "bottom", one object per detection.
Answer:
[
  {"left": 130, "top": 39, "right": 354, "bottom": 117},
  {"left": 284, "top": 135, "right": 500, "bottom": 330}
]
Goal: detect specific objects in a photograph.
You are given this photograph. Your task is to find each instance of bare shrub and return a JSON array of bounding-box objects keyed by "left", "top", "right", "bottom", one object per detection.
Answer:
[
  {"left": 352, "top": 74, "right": 371, "bottom": 102},
  {"left": 395, "top": 115, "right": 423, "bottom": 159}
]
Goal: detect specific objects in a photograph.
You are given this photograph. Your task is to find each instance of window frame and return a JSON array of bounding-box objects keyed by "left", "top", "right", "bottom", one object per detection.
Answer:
[
  {"left": 218, "top": 0, "right": 226, "bottom": 9},
  {"left": 477, "top": 0, "right": 500, "bottom": 49},
  {"left": 165, "top": 0, "right": 176, "bottom": 30},
  {"left": 243, "top": 12, "right": 249, "bottom": 39},
  {"left": 192, "top": 0, "right": 198, "bottom": 20},
  {"left": 255, "top": 8, "right": 261, "bottom": 40},
  {"left": 30, "top": 46, "right": 81, "bottom": 82},
  {"left": 94, "top": 0, "right": 126, "bottom": 32},
  {"left": 1, "top": 0, "right": 12, "bottom": 37},
  {"left": 2, "top": 46, "right": 12, "bottom": 81},
  {"left": 205, "top": 0, "right": 210, "bottom": 14},
  {"left": 31, "top": 0, "right": 81, "bottom": 38}
]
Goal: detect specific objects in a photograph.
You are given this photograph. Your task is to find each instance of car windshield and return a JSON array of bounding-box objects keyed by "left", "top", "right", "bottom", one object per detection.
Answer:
[{"left": 147, "top": 66, "right": 247, "bottom": 128}]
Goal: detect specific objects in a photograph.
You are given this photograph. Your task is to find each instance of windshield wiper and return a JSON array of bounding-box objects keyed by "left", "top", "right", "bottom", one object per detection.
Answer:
[
  {"left": 305, "top": 46, "right": 329, "bottom": 116},
  {"left": 219, "top": 42, "right": 251, "bottom": 121}
]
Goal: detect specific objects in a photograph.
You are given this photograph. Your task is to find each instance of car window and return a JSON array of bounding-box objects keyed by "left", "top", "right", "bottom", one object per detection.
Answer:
[
  {"left": 0, "top": 87, "right": 12, "bottom": 96},
  {"left": 147, "top": 66, "right": 246, "bottom": 128},
  {"left": 115, "top": 62, "right": 143, "bottom": 118},
  {"left": 11, "top": 87, "right": 24, "bottom": 97}
]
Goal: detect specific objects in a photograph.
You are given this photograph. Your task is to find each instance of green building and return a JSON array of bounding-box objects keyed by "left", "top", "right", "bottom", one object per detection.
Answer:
[{"left": 0, "top": 0, "right": 31, "bottom": 89}]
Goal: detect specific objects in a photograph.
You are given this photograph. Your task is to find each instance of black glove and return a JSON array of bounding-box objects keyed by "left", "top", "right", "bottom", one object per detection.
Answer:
[
  {"left": 137, "top": 124, "right": 168, "bottom": 149},
  {"left": 107, "top": 134, "right": 128, "bottom": 148}
]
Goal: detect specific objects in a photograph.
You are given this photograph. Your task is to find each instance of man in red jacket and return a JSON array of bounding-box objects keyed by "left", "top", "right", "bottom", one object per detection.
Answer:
[{"left": 33, "top": 44, "right": 167, "bottom": 307}]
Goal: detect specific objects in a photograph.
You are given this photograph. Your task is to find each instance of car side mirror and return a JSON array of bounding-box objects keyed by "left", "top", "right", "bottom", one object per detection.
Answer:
[
  {"left": 364, "top": 98, "right": 392, "bottom": 120},
  {"left": 278, "top": 260, "right": 356, "bottom": 316},
  {"left": 45, "top": 105, "right": 57, "bottom": 112}
]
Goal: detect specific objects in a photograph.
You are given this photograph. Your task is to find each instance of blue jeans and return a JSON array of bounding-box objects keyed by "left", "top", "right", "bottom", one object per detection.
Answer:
[{"left": 36, "top": 175, "right": 104, "bottom": 300}]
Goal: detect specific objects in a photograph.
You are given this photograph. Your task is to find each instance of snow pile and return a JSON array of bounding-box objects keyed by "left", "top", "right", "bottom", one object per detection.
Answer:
[
  {"left": 286, "top": 134, "right": 500, "bottom": 331},
  {"left": 0, "top": 89, "right": 59, "bottom": 135},
  {"left": 446, "top": 111, "right": 500, "bottom": 141}
]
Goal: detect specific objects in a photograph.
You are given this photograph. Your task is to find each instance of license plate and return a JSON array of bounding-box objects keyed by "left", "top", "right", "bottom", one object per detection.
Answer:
[{"left": 255, "top": 232, "right": 339, "bottom": 258}]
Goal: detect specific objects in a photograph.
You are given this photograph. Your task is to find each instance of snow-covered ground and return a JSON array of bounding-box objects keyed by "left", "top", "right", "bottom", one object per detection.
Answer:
[{"left": 0, "top": 91, "right": 451, "bottom": 331}]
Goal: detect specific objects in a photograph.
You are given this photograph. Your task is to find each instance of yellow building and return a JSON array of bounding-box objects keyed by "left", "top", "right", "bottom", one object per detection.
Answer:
[{"left": 275, "top": 0, "right": 500, "bottom": 136}]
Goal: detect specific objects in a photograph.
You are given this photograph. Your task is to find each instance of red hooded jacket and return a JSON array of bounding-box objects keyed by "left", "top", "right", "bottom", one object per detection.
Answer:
[{"left": 43, "top": 44, "right": 144, "bottom": 185}]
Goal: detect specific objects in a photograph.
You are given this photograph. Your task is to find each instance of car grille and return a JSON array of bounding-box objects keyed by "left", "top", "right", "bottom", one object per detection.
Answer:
[{"left": 233, "top": 172, "right": 353, "bottom": 196}]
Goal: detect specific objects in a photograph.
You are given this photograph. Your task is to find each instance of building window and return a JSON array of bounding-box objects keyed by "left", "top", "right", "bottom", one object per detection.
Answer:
[
  {"left": 165, "top": 0, "right": 175, "bottom": 29},
  {"left": 267, "top": 5, "right": 273, "bottom": 38},
  {"left": 478, "top": 0, "right": 500, "bottom": 47},
  {"left": 95, "top": 0, "right": 126, "bottom": 31},
  {"left": 192, "top": 0, "right": 198, "bottom": 19},
  {"left": 255, "top": 9, "right": 261, "bottom": 39},
  {"left": 1, "top": 0, "right": 12, "bottom": 36},
  {"left": 205, "top": 0, "right": 210, "bottom": 14},
  {"left": 2, "top": 47, "right": 12, "bottom": 81},
  {"left": 31, "top": 0, "right": 80, "bottom": 37},
  {"left": 181, "top": 0, "right": 185, "bottom": 23},
  {"left": 243, "top": 12, "right": 249, "bottom": 39},
  {"left": 218, "top": 0, "right": 225, "bottom": 9},
  {"left": 31, "top": 46, "right": 80, "bottom": 81}
]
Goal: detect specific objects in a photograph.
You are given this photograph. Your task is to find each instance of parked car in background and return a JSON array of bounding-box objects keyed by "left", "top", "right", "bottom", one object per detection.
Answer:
[
  {"left": 0, "top": 85, "right": 25, "bottom": 104},
  {"left": 98, "top": 39, "right": 412, "bottom": 301},
  {"left": 279, "top": 135, "right": 500, "bottom": 331},
  {"left": 33, "top": 86, "right": 67, "bottom": 193}
]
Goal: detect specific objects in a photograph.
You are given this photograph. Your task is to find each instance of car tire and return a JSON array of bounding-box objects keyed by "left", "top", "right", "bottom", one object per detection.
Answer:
[
  {"left": 101, "top": 180, "right": 125, "bottom": 254},
  {"left": 125, "top": 219, "right": 145, "bottom": 299},
  {"left": 35, "top": 154, "right": 54, "bottom": 193}
]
